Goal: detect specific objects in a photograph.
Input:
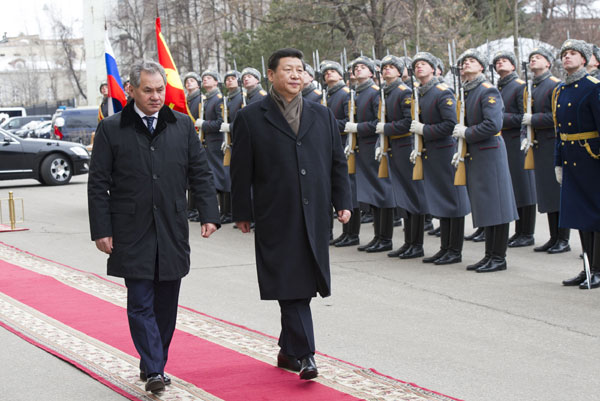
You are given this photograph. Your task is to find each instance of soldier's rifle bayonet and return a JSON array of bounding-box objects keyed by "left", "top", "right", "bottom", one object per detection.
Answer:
[
  {"left": 222, "top": 93, "right": 231, "bottom": 166},
  {"left": 522, "top": 61, "right": 535, "bottom": 170},
  {"left": 261, "top": 55, "right": 269, "bottom": 91},
  {"left": 198, "top": 94, "right": 205, "bottom": 147},
  {"left": 409, "top": 67, "right": 423, "bottom": 180},
  {"left": 345, "top": 87, "right": 357, "bottom": 175},
  {"left": 452, "top": 47, "right": 467, "bottom": 186}
]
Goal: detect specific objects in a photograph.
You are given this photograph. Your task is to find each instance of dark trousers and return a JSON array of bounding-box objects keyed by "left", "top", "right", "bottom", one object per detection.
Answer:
[
  {"left": 404, "top": 212, "right": 425, "bottom": 246},
  {"left": 484, "top": 223, "right": 510, "bottom": 258},
  {"left": 515, "top": 205, "right": 536, "bottom": 235},
  {"left": 278, "top": 298, "right": 315, "bottom": 359},
  {"left": 440, "top": 217, "right": 465, "bottom": 252},
  {"left": 579, "top": 231, "right": 600, "bottom": 272},
  {"left": 125, "top": 277, "right": 181, "bottom": 376}
]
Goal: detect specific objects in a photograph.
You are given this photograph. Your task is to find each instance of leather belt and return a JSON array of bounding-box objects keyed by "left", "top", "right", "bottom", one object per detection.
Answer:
[
  {"left": 559, "top": 131, "right": 599, "bottom": 141},
  {"left": 390, "top": 133, "right": 412, "bottom": 139}
]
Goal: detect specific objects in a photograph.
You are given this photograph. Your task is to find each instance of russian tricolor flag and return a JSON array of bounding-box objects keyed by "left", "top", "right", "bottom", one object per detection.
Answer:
[{"left": 104, "top": 33, "right": 127, "bottom": 116}]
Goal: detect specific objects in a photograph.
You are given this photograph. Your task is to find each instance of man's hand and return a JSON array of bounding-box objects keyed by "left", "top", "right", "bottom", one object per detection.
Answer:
[
  {"left": 521, "top": 113, "right": 532, "bottom": 126},
  {"left": 409, "top": 149, "right": 418, "bottom": 164},
  {"left": 344, "top": 122, "right": 358, "bottom": 133},
  {"left": 451, "top": 152, "right": 461, "bottom": 168},
  {"left": 337, "top": 210, "right": 351, "bottom": 224},
  {"left": 374, "top": 146, "right": 382, "bottom": 162},
  {"left": 375, "top": 122, "right": 385, "bottom": 134},
  {"left": 410, "top": 120, "right": 424, "bottom": 135},
  {"left": 555, "top": 166, "right": 563, "bottom": 185},
  {"left": 95, "top": 237, "right": 113, "bottom": 254},
  {"left": 201, "top": 223, "right": 218, "bottom": 238},
  {"left": 220, "top": 122, "right": 230, "bottom": 133},
  {"left": 520, "top": 138, "right": 532, "bottom": 152},
  {"left": 344, "top": 144, "right": 352, "bottom": 157},
  {"left": 236, "top": 221, "right": 252, "bottom": 233},
  {"left": 452, "top": 124, "right": 467, "bottom": 139},
  {"left": 194, "top": 119, "right": 204, "bottom": 128}
]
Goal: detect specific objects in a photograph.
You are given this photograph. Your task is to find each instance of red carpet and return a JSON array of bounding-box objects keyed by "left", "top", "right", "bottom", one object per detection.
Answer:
[{"left": 0, "top": 242, "right": 462, "bottom": 401}]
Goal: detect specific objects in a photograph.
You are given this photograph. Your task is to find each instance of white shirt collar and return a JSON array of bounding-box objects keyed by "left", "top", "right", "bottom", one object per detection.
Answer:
[{"left": 133, "top": 102, "right": 159, "bottom": 129}]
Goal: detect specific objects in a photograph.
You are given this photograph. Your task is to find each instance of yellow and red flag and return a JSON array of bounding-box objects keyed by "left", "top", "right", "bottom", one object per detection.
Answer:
[{"left": 155, "top": 17, "right": 193, "bottom": 118}]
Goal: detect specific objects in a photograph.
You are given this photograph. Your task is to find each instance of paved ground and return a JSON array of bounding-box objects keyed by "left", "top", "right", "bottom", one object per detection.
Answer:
[{"left": 1, "top": 176, "right": 598, "bottom": 401}]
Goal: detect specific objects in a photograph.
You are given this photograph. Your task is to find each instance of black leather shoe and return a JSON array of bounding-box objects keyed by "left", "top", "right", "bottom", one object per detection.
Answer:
[
  {"left": 145, "top": 374, "right": 165, "bottom": 393},
  {"left": 476, "top": 256, "right": 507, "bottom": 272},
  {"left": 534, "top": 238, "right": 555, "bottom": 252},
  {"left": 579, "top": 273, "right": 600, "bottom": 289},
  {"left": 360, "top": 212, "right": 374, "bottom": 224},
  {"left": 547, "top": 239, "right": 571, "bottom": 254},
  {"left": 299, "top": 355, "right": 318, "bottom": 380},
  {"left": 434, "top": 250, "right": 462, "bottom": 265},
  {"left": 393, "top": 217, "right": 403, "bottom": 227},
  {"left": 220, "top": 214, "right": 232, "bottom": 224},
  {"left": 277, "top": 351, "right": 301, "bottom": 372},
  {"left": 365, "top": 239, "right": 393, "bottom": 253},
  {"left": 466, "top": 256, "right": 490, "bottom": 271},
  {"left": 330, "top": 232, "right": 347, "bottom": 246},
  {"left": 562, "top": 270, "right": 586, "bottom": 286},
  {"left": 472, "top": 230, "right": 486, "bottom": 242},
  {"left": 427, "top": 226, "right": 440, "bottom": 236},
  {"left": 187, "top": 209, "right": 199, "bottom": 219},
  {"left": 335, "top": 234, "right": 359, "bottom": 247},
  {"left": 140, "top": 371, "right": 171, "bottom": 385},
  {"left": 508, "top": 232, "right": 520, "bottom": 243},
  {"left": 508, "top": 234, "right": 535, "bottom": 248},
  {"left": 388, "top": 243, "right": 410, "bottom": 257},
  {"left": 189, "top": 214, "right": 202, "bottom": 223},
  {"left": 399, "top": 245, "right": 424, "bottom": 259},
  {"left": 424, "top": 221, "right": 434, "bottom": 232},
  {"left": 465, "top": 228, "right": 483, "bottom": 241},
  {"left": 422, "top": 249, "right": 447, "bottom": 263},
  {"left": 358, "top": 236, "right": 378, "bottom": 251}
]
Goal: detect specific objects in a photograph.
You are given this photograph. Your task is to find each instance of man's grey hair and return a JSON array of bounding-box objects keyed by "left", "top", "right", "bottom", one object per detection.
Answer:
[{"left": 129, "top": 60, "right": 167, "bottom": 88}]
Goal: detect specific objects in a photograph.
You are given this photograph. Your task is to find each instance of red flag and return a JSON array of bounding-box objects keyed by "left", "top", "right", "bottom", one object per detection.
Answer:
[{"left": 155, "top": 18, "right": 193, "bottom": 118}]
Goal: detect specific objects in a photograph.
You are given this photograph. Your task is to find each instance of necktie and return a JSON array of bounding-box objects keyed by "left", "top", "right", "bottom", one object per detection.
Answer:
[{"left": 143, "top": 116, "right": 155, "bottom": 134}]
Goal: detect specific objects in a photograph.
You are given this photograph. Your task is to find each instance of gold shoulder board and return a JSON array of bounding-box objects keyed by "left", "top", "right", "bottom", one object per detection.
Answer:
[
  {"left": 550, "top": 76, "right": 561, "bottom": 83},
  {"left": 343, "top": 86, "right": 350, "bottom": 93},
  {"left": 371, "top": 84, "right": 380, "bottom": 91},
  {"left": 516, "top": 79, "right": 525, "bottom": 85},
  {"left": 482, "top": 82, "right": 493, "bottom": 88},
  {"left": 399, "top": 84, "right": 408, "bottom": 91},
  {"left": 587, "top": 75, "right": 600, "bottom": 84},
  {"left": 314, "top": 89, "right": 322, "bottom": 95},
  {"left": 436, "top": 83, "right": 449, "bottom": 91},
  {"left": 217, "top": 94, "right": 223, "bottom": 99},
  {"left": 259, "top": 90, "right": 267, "bottom": 96}
]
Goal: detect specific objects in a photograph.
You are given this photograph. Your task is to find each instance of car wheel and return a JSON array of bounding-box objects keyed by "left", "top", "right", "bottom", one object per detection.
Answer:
[{"left": 40, "top": 154, "right": 72, "bottom": 185}]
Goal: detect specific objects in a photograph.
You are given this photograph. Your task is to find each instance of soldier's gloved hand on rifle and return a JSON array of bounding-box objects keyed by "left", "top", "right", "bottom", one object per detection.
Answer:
[
  {"left": 195, "top": 119, "right": 204, "bottom": 128},
  {"left": 375, "top": 122, "right": 385, "bottom": 134},
  {"left": 344, "top": 144, "right": 352, "bottom": 158},
  {"left": 452, "top": 124, "right": 467, "bottom": 139},
  {"left": 374, "top": 146, "right": 382, "bottom": 162},
  {"left": 410, "top": 120, "right": 424, "bottom": 136},
  {"left": 220, "top": 122, "right": 230, "bottom": 133},
  {"left": 409, "top": 149, "right": 419, "bottom": 164},
  {"left": 520, "top": 138, "right": 533, "bottom": 152},
  {"left": 451, "top": 152, "right": 461, "bottom": 168},
  {"left": 344, "top": 122, "right": 358, "bottom": 133},
  {"left": 521, "top": 113, "right": 533, "bottom": 126},
  {"left": 221, "top": 138, "right": 229, "bottom": 153},
  {"left": 555, "top": 166, "right": 563, "bottom": 185}
]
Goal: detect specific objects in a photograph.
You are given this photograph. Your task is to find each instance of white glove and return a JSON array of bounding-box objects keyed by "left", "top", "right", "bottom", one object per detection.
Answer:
[
  {"left": 520, "top": 138, "right": 532, "bottom": 152},
  {"left": 410, "top": 120, "right": 424, "bottom": 136},
  {"left": 521, "top": 113, "right": 532, "bottom": 126},
  {"left": 220, "top": 122, "right": 230, "bottom": 133},
  {"left": 195, "top": 119, "right": 204, "bottom": 128},
  {"left": 451, "top": 152, "right": 461, "bottom": 168},
  {"left": 375, "top": 122, "right": 385, "bottom": 134},
  {"left": 344, "top": 144, "right": 352, "bottom": 158},
  {"left": 374, "top": 146, "right": 382, "bottom": 162},
  {"left": 409, "top": 149, "right": 418, "bottom": 164},
  {"left": 345, "top": 122, "right": 358, "bottom": 133},
  {"left": 452, "top": 124, "right": 467, "bottom": 139},
  {"left": 555, "top": 166, "right": 563, "bottom": 185},
  {"left": 221, "top": 141, "right": 227, "bottom": 153}
]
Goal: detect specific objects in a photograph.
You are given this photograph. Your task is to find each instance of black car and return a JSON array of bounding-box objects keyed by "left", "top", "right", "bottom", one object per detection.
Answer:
[{"left": 0, "top": 128, "right": 90, "bottom": 185}]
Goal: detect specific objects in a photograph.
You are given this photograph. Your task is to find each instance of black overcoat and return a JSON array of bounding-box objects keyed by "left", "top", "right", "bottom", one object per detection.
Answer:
[
  {"left": 88, "top": 102, "right": 220, "bottom": 281},
  {"left": 230, "top": 95, "right": 352, "bottom": 300}
]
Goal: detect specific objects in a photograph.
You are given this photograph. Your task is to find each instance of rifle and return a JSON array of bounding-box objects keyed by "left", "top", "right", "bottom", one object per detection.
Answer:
[
  {"left": 346, "top": 88, "right": 357, "bottom": 174},
  {"left": 452, "top": 47, "right": 467, "bottom": 186},
  {"left": 489, "top": 64, "right": 495, "bottom": 85},
  {"left": 222, "top": 95, "right": 231, "bottom": 166},
  {"left": 261, "top": 55, "right": 269, "bottom": 90},
  {"left": 522, "top": 61, "right": 535, "bottom": 170},
  {"left": 409, "top": 68, "right": 423, "bottom": 180},
  {"left": 198, "top": 94, "right": 205, "bottom": 147},
  {"left": 376, "top": 82, "right": 389, "bottom": 178}
]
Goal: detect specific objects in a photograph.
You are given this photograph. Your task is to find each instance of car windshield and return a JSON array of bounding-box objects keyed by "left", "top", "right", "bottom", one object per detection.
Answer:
[{"left": 64, "top": 113, "right": 97, "bottom": 129}]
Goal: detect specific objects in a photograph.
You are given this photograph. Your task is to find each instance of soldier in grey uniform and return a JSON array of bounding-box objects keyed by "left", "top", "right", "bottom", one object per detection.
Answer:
[
  {"left": 345, "top": 56, "right": 396, "bottom": 252},
  {"left": 377, "top": 55, "right": 429, "bottom": 259},
  {"left": 521, "top": 48, "right": 570, "bottom": 253},
  {"left": 493, "top": 51, "right": 537, "bottom": 248},
  {"left": 410, "top": 52, "right": 470, "bottom": 264},
  {"left": 196, "top": 71, "right": 228, "bottom": 224},
  {"left": 319, "top": 60, "right": 361, "bottom": 247},
  {"left": 452, "top": 49, "right": 519, "bottom": 272},
  {"left": 586, "top": 43, "right": 600, "bottom": 79},
  {"left": 184, "top": 72, "right": 203, "bottom": 221},
  {"left": 302, "top": 64, "right": 323, "bottom": 103},
  {"left": 241, "top": 67, "right": 268, "bottom": 104}
]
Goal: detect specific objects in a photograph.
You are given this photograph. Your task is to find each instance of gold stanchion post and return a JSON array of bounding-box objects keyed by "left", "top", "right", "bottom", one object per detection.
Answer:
[{"left": 8, "top": 191, "right": 16, "bottom": 230}]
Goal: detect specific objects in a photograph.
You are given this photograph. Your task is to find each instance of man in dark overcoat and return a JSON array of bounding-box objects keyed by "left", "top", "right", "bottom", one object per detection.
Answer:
[
  {"left": 184, "top": 72, "right": 203, "bottom": 221},
  {"left": 521, "top": 48, "right": 571, "bottom": 254},
  {"left": 452, "top": 49, "right": 519, "bottom": 273},
  {"left": 553, "top": 39, "right": 600, "bottom": 289},
  {"left": 493, "top": 51, "right": 537, "bottom": 248},
  {"left": 410, "top": 52, "right": 471, "bottom": 265},
  {"left": 377, "top": 55, "right": 429, "bottom": 259},
  {"left": 88, "top": 60, "right": 220, "bottom": 393},
  {"left": 231, "top": 48, "right": 352, "bottom": 380}
]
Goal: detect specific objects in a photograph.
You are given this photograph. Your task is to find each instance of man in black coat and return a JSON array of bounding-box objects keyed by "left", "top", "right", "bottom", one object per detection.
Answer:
[
  {"left": 231, "top": 48, "right": 352, "bottom": 380},
  {"left": 88, "top": 60, "right": 220, "bottom": 393}
]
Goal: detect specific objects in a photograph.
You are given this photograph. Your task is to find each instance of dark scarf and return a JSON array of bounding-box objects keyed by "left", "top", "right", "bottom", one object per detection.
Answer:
[
  {"left": 205, "top": 88, "right": 220, "bottom": 100},
  {"left": 187, "top": 89, "right": 201, "bottom": 102},
  {"left": 227, "top": 87, "right": 241, "bottom": 100},
  {"left": 327, "top": 81, "right": 346, "bottom": 96},
  {"left": 269, "top": 86, "right": 303, "bottom": 135},
  {"left": 497, "top": 71, "right": 518, "bottom": 89},
  {"left": 533, "top": 70, "right": 552, "bottom": 85},
  {"left": 418, "top": 77, "right": 438, "bottom": 97},
  {"left": 463, "top": 74, "right": 487, "bottom": 92},
  {"left": 565, "top": 68, "right": 587, "bottom": 86},
  {"left": 356, "top": 78, "right": 375, "bottom": 94},
  {"left": 384, "top": 78, "right": 403, "bottom": 96}
]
